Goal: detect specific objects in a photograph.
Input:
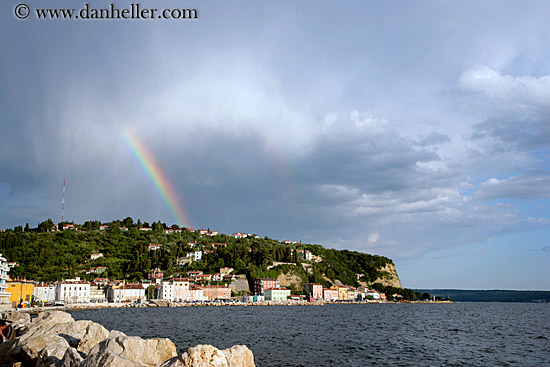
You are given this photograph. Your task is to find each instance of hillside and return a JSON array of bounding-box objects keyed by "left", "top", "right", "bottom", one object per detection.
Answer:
[{"left": 0, "top": 218, "right": 412, "bottom": 298}]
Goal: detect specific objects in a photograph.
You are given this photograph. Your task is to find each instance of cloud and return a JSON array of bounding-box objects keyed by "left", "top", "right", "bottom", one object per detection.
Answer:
[
  {"left": 459, "top": 66, "right": 550, "bottom": 106},
  {"left": 476, "top": 173, "right": 550, "bottom": 200}
]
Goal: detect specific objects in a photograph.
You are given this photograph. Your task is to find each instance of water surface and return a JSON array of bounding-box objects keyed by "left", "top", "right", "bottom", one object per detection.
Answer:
[{"left": 71, "top": 303, "right": 550, "bottom": 366}]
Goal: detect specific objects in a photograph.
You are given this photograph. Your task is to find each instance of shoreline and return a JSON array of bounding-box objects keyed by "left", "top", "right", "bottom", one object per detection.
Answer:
[{"left": 3, "top": 299, "right": 454, "bottom": 314}]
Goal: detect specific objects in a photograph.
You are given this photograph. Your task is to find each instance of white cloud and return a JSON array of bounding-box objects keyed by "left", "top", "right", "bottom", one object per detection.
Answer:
[
  {"left": 476, "top": 173, "right": 550, "bottom": 200},
  {"left": 459, "top": 66, "right": 550, "bottom": 106}
]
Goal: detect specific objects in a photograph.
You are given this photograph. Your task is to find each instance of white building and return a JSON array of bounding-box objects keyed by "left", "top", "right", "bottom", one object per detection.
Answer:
[
  {"left": 188, "top": 285, "right": 205, "bottom": 302},
  {"left": 107, "top": 284, "right": 145, "bottom": 303},
  {"left": 34, "top": 283, "right": 56, "bottom": 303},
  {"left": 187, "top": 251, "right": 202, "bottom": 262},
  {"left": 55, "top": 279, "right": 91, "bottom": 304},
  {"left": 89, "top": 283, "right": 107, "bottom": 303},
  {"left": 0, "top": 253, "right": 10, "bottom": 305},
  {"left": 158, "top": 278, "right": 190, "bottom": 302}
]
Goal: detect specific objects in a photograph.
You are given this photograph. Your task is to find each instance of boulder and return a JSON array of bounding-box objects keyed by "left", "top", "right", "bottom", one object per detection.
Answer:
[
  {"left": 21, "top": 333, "right": 70, "bottom": 364},
  {"left": 4, "top": 311, "right": 108, "bottom": 367},
  {"left": 173, "top": 345, "right": 229, "bottom": 367},
  {"left": 59, "top": 347, "right": 84, "bottom": 367},
  {"left": 3, "top": 311, "right": 31, "bottom": 331},
  {"left": 157, "top": 345, "right": 256, "bottom": 367},
  {"left": 81, "top": 349, "right": 146, "bottom": 367},
  {"left": 46, "top": 320, "right": 109, "bottom": 353},
  {"left": 83, "top": 335, "right": 177, "bottom": 367},
  {"left": 222, "top": 345, "right": 255, "bottom": 367}
]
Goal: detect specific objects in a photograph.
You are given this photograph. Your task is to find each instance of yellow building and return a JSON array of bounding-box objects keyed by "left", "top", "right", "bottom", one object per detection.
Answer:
[
  {"left": 331, "top": 285, "right": 348, "bottom": 301},
  {"left": 7, "top": 278, "right": 35, "bottom": 307}
]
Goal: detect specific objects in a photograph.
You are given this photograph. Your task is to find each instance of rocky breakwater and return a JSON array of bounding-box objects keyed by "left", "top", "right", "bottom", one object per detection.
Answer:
[{"left": 0, "top": 311, "right": 255, "bottom": 367}]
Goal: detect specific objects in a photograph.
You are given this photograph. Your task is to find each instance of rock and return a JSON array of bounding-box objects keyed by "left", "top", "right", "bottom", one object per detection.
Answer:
[
  {"left": 48, "top": 320, "right": 109, "bottom": 354},
  {"left": 81, "top": 349, "right": 146, "bottom": 367},
  {"left": 3, "top": 311, "right": 31, "bottom": 331},
  {"left": 83, "top": 335, "right": 176, "bottom": 367},
  {"left": 108, "top": 329, "right": 127, "bottom": 339},
  {"left": 178, "top": 345, "right": 229, "bottom": 367},
  {"left": 5, "top": 311, "right": 108, "bottom": 367},
  {"left": 22, "top": 333, "right": 70, "bottom": 365},
  {"left": 33, "top": 311, "right": 75, "bottom": 325},
  {"left": 222, "top": 345, "right": 255, "bottom": 367},
  {"left": 156, "top": 355, "right": 184, "bottom": 367},
  {"left": 59, "top": 347, "right": 84, "bottom": 367},
  {"left": 0, "top": 339, "right": 18, "bottom": 365}
]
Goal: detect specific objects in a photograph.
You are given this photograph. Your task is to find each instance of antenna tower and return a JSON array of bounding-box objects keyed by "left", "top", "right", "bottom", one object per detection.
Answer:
[{"left": 61, "top": 179, "right": 66, "bottom": 223}]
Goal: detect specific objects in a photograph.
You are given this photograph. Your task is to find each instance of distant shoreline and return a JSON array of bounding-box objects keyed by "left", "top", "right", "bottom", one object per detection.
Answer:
[{"left": 3, "top": 299, "right": 456, "bottom": 313}]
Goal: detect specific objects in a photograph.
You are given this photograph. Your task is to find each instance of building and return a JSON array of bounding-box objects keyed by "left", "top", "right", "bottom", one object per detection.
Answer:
[
  {"left": 55, "top": 278, "right": 90, "bottom": 304},
  {"left": 305, "top": 283, "right": 323, "bottom": 300},
  {"left": 220, "top": 267, "right": 233, "bottom": 275},
  {"left": 188, "top": 285, "right": 205, "bottom": 302},
  {"left": 177, "top": 256, "right": 191, "bottom": 268},
  {"left": 89, "top": 283, "right": 107, "bottom": 303},
  {"left": 186, "top": 271, "right": 203, "bottom": 278},
  {"left": 7, "top": 278, "right": 35, "bottom": 307},
  {"left": 334, "top": 286, "right": 348, "bottom": 301},
  {"left": 202, "top": 285, "right": 231, "bottom": 300},
  {"left": 0, "top": 253, "right": 9, "bottom": 306},
  {"left": 172, "top": 278, "right": 190, "bottom": 302},
  {"left": 254, "top": 278, "right": 279, "bottom": 295},
  {"left": 90, "top": 253, "right": 103, "bottom": 260},
  {"left": 186, "top": 251, "right": 202, "bottom": 262},
  {"left": 34, "top": 283, "right": 56, "bottom": 304},
  {"left": 264, "top": 287, "right": 291, "bottom": 301},
  {"left": 108, "top": 284, "right": 145, "bottom": 303},
  {"left": 148, "top": 268, "right": 164, "bottom": 283},
  {"left": 148, "top": 243, "right": 163, "bottom": 251},
  {"left": 323, "top": 288, "right": 338, "bottom": 301},
  {"left": 158, "top": 278, "right": 190, "bottom": 302}
]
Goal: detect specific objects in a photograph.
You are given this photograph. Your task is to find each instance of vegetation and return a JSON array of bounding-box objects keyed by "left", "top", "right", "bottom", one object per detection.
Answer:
[{"left": 0, "top": 217, "right": 422, "bottom": 300}]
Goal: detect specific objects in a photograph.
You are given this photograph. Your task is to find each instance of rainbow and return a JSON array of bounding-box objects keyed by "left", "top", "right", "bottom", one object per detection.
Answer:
[{"left": 120, "top": 126, "right": 189, "bottom": 227}]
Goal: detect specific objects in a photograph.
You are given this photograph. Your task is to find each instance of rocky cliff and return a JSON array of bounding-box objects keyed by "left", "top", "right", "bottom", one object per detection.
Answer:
[
  {"left": 0, "top": 311, "right": 255, "bottom": 367},
  {"left": 373, "top": 263, "right": 402, "bottom": 288}
]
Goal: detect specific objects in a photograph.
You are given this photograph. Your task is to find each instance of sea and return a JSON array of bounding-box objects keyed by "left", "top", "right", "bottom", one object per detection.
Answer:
[{"left": 70, "top": 303, "right": 550, "bottom": 367}]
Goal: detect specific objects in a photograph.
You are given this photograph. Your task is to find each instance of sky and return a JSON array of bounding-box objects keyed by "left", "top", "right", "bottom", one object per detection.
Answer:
[{"left": 1, "top": 1, "right": 549, "bottom": 290}]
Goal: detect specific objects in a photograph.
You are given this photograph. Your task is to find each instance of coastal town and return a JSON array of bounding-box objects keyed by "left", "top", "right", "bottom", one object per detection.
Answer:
[
  {"left": 0, "top": 219, "right": 430, "bottom": 311},
  {"left": 0, "top": 251, "right": 388, "bottom": 309}
]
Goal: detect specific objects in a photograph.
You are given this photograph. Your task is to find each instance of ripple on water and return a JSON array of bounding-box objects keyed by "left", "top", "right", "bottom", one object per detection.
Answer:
[{"left": 71, "top": 303, "right": 550, "bottom": 367}]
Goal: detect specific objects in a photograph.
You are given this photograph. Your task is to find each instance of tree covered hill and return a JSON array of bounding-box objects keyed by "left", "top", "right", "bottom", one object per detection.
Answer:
[{"left": 1, "top": 218, "right": 402, "bottom": 294}]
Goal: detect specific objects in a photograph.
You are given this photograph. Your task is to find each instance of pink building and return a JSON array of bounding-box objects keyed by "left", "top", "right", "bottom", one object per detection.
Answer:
[
  {"left": 202, "top": 285, "right": 231, "bottom": 300},
  {"left": 254, "top": 278, "right": 279, "bottom": 295},
  {"left": 305, "top": 283, "right": 323, "bottom": 300},
  {"left": 323, "top": 288, "right": 338, "bottom": 301}
]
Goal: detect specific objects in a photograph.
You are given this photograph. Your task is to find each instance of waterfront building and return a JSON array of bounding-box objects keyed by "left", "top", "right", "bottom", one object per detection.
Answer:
[
  {"left": 323, "top": 288, "right": 338, "bottom": 301},
  {"left": 333, "top": 285, "right": 348, "bottom": 301},
  {"left": 254, "top": 278, "right": 279, "bottom": 295},
  {"left": 202, "top": 285, "right": 231, "bottom": 300},
  {"left": 34, "top": 283, "right": 56, "bottom": 303},
  {"left": 7, "top": 278, "right": 35, "bottom": 307},
  {"left": 264, "top": 287, "right": 291, "bottom": 301},
  {"left": 0, "top": 254, "right": 10, "bottom": 306},
  {"left": 158, "top": 280, "right": 174, "bottom": 301},
  {"left": 55, "top": 278, "right": 90, "bottom": 304},
  {"left": 188, "top": 285, "right": 205, "bottom": 302},
  {"left": 107, "top": 284, "right": 145, "bottom": 303},
  {"left": 305, "top": 283, "right": 323, "bottom": 300},
  {"left": 89, "top": 283, "right": 107, "bottom": 303},
  {"left": 172, "top": 278, "right": 190, "bottom": 302}
]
